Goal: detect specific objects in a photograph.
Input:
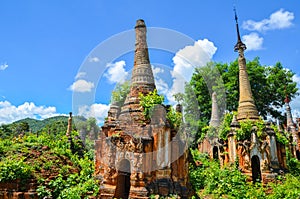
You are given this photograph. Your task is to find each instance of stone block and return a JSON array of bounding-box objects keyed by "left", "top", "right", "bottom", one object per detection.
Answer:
[
  {"left": 13, "top": 192, "right": 24, "bottom": 199},
  {"left": 24, "top": 192, "right": 37, "bottom": 199}
]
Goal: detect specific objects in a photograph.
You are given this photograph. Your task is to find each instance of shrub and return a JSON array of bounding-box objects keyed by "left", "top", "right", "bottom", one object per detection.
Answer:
[
  {"left": 139, "top": 89, "right": 164, "bottom": 119},
  {"left": 0, "top": 158, "right": 33, "bottom": 182}
]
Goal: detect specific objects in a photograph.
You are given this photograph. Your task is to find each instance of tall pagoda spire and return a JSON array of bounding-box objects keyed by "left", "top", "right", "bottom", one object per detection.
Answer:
[
  {"left": 234, "top": 8, "right": 259, "bottom": 121},
  {"left": 285, "top": 95, "right": 294, "bottom": 128},
  {"left": 118, "top": 19, "right": 156, "bottom": 121},
  {"left": 284, "top": 94, "right": 300, "bottom": 157},
  {"left": 131, "top": 19, "right": 155, "bottom": 92}
]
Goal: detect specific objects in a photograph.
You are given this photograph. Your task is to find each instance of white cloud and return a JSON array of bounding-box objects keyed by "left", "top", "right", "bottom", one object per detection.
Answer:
[
  {"left": 167, "top": 39, "right": 217, "bottom": 104},
  {"left": 151, "top": 65, "right": 169, "bottom": 96},
  {"left": 155, "top": 78, "right": 169, "bottom": 96},
  {"left": 75, "top": 72, "right": 86, "bottom": 79},
  {"left": 152, "top": 65, "right": 164, "bottom": 76},
  {"left": 242, "top": 32, "right": 264, "bottom": 51},
  {"left": 78, "top": 103, "right": 110, "bottom": 125},
  {"left": 88, "top": 56, "right": 100, "bottom": 63},
  {"left": 69, "top": 79, "right": 94, "bottom": 92},
  {"left": 0, "top": 101, "right": 62, "bottom": 124},
  {"left": 292, "top": 73, "right": 300, "bottom": 84},
  {"left": 104, "top": 61, "right": 128, "bottom": 84},
  {"left": 243, "top": 9, "right": 294, "bottom": 32},
  {"left": 0, "top": 63, "right": 8, "bottom": 71}
]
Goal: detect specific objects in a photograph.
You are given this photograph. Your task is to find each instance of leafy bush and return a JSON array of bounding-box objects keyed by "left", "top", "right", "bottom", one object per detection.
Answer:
[
  {"left": 37, "top": 155, "right": 99, "bottom": 198},
  {"left": 166, "top": 106, "right": 182, "bottom": 129},
  {"left": 218, "top": 112, "right": 234, "bottom": 140},
  {"left": 268, "top": 174, "right": 300, "bottom": 199},
  {"left": 0, "top": 158, "right": 33, "bottom": 182},
  {"left": 271, "top": 124, "right": 289, "bottom": 145},
  {"left": 189, "top": 148, "right": 300, "bottom": 198},
  {"left": 139, "top": 89, "right": 164, "bottom": 119},
  {"left": 287, "top": 157, "right": 300, "bottom": 176}
]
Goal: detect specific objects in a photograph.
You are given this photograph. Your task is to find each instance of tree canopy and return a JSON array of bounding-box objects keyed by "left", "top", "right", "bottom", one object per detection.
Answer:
[
  {"left": 111, "top": 80, "right": 130, "bottom": 106},
  {"left": 182, "top": 58, "right": 298, "bottom": 144}
]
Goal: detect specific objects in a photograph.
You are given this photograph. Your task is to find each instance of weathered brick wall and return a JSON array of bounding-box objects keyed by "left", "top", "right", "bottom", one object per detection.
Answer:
[{"left": 0, "top": 180, "right": 38, "bottom": 199}]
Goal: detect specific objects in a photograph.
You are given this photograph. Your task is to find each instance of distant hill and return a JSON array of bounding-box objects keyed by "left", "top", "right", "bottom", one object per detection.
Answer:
[{"left": 12, "top": 115, "right": 87, "bottom": 133}]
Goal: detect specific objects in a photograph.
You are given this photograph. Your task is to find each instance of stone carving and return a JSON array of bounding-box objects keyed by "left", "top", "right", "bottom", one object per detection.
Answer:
[
  {"left": 237, "top": 140, "right": 251, "bottom": 171},
  {"left": 111, "top": 135, "right": 144, "bottom": 153}
]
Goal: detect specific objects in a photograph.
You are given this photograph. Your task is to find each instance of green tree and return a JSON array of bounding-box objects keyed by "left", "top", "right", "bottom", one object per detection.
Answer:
[
  {"left": 190, "top": 58, "right": 297, "bottom": 120},
  {"left": 183, "top": 58, "right": 298, "bottom": 146},
  {"left": 0, "top": 124, "right": 13, "bottom": 138},
  {"left": 182, "top": 62, "right": 225, "bottom": 145},
  {"left": 222, "top": 58, "right": 297, "bottom": 119},
  {"left": 76, "top": 117, "right": 99, "bottom": 144},
  {"left": 111, "top": 80, "right": 130, "bottom": 106},
  {"left": 86, "top": 117, "right": 100, "bottom": 140},
  {"left": 265, "top": 62, "right": 298, "bottom": 119}
]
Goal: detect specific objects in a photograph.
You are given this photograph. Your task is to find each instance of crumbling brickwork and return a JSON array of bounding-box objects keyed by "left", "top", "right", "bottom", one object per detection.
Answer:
[{"left": 95, "top": 19, "right": 190, "bottom": 198}]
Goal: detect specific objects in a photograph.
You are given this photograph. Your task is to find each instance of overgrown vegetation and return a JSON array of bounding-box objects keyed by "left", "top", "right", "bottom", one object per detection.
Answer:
[
  {"left": 111, "top": 80, "right": 131, "bottom": 106},
  {"left": 1, "top": 57, "right": 299, "bottom": 198},
  {"left": 189, "top": 149, "right": 300, "bottom": 199},
  {"left": 200, "top": 112, "right": 268, "bottom": 142},
  {"left": 0, "top": 119, "right": 99, "bottom": 198},
  {"left": 139, "top": 89, "right": 165, "bottom": 120},
  {"left": 139, "top": 89, "right": 183, "bottom": 130},
  {"left": 184, "top": 59, "right": 298, "bottom": 146}
]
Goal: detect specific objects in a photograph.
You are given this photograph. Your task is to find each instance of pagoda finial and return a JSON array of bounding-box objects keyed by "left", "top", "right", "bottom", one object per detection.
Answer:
[{"left": 234, "top": 7, "right": 246, "bottom": 52}]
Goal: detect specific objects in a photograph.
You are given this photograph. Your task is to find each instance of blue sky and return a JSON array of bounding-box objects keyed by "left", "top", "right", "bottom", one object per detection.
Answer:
[{"left": 0, "top": 0, "right": 300, "bottom": 125}]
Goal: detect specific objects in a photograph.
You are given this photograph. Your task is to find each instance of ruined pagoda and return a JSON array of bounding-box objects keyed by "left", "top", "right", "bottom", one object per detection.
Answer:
[
  {"left": 95, "top": 19, "right": 190, "bottom": 199},
  {"left": 118, "top": 19, "right": 156, "bottom": 125},
  {"left": 226, "top": 9, "right": 288, "bottom": 183},
  {"left": 234, "top": 9, "right": 259, "bottom": 121},
  {"left": 198, "top": 91, "right": 223, "bottom": 161},
  {"left": 284, "top": 95, "right": 300, "bottom": 159}
]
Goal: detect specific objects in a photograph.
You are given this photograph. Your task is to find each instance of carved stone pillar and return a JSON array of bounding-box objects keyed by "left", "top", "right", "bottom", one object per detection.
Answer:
[
  {"left": 143, "top": 138, "right": 153, "bottom": 181},
  {"left": 228, "top": 115, "right": 239, "bottom": 163},
  {"left": 171, "top": 136, "right": 179, "bottom": 182},
  {"left": 266, "top": 124, "right": 279, "bottom": 169}
]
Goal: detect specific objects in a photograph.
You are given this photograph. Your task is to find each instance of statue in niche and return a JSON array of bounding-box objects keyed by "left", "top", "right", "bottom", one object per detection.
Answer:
[
  {"left": 136, "top": 138, "right": 143, "bottom": 153},
  {"left": 238, "top": 140, "right": 251, "bottom": 172},
  {"left": 260, "top": 139, "right": 271, "bottom": 171}
]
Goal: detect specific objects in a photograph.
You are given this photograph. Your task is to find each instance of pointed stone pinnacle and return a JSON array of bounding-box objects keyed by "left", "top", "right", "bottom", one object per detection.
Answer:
[
  {"left": 131, "top": 19, "right": 155, "bottom": 89},
  {"left": 210, "top": 92, "right": 220, "bottom": 127},
  {"left": 118, "top": 19, "right": 156, "bottom": 120}
]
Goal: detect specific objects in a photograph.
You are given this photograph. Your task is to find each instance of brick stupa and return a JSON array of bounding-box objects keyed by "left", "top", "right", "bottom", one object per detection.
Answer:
[{"left": 95, "top": 19, "right": 190, "bottom": 199}]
